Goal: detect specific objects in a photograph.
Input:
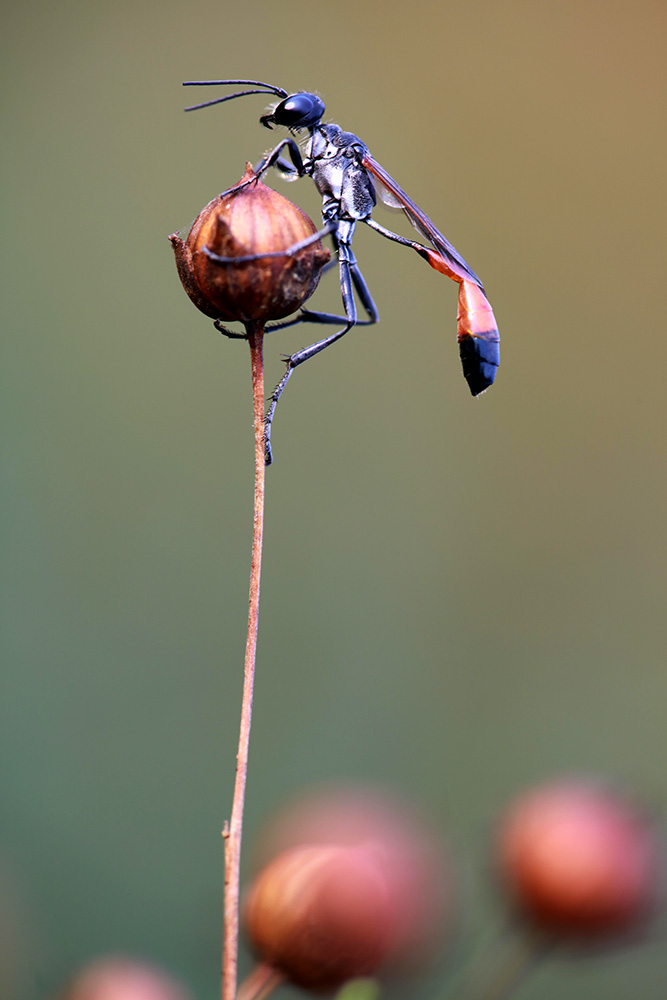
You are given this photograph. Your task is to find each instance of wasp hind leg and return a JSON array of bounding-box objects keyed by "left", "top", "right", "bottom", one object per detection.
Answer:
[{"left": 266, "top": 231, "right": 378, "bottom": 333}]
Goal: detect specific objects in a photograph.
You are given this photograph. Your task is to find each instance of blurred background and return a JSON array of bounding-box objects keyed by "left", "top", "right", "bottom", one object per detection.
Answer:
[{"left": 3, "top": 1, "right": 667, "bottom": 997}]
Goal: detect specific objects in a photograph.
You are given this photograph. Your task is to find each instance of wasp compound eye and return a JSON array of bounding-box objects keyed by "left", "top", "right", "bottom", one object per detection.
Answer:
[{"left": 271, "top": 93, "right": 325, "bottom": 129}]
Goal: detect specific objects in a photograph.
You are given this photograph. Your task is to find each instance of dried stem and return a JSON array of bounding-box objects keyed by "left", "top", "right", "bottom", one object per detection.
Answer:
[
  {"left": 237, "top": 963, "right": 284, "bottom": 1000},
  {"left": 461, "top": 928, "right": 549, "bottom": 1000},
  {"left": 222, "top": 321, "right": 266, "bottom": 1000}
]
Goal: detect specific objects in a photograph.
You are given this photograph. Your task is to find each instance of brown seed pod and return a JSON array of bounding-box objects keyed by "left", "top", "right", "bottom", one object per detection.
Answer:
[
  {"left": 496, "top": 780, "right": 663, "bottom": 939},
  {"left": 169, "top": 164, "right": 330, "bottom": 323},
  {"left": 244, "top": 843, "right": 394, "bottom": 992},
  {"left": 251, "top": 785, "right": 452, "bottom": 975}
]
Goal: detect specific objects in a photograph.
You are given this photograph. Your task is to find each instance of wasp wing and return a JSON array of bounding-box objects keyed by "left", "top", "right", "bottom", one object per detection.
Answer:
[{"left": 362, "top": 152, "right": 483, "bottom": 289}]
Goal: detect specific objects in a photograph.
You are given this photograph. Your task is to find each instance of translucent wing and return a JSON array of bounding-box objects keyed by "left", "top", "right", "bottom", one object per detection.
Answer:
[{"left": 362, "top": 152, "right": 483, "bottom": 288}]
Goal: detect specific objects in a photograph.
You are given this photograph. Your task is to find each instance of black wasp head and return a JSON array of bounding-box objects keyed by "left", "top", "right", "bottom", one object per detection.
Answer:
[
  {"left": 260, "top": 92, "right": 325, "bottom": 130},
  {"left": 182, "top": 80, "right": 325, "bottom": 131}
]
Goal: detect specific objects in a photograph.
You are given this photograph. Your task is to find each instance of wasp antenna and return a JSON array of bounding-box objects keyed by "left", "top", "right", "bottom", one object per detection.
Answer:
[
  {"left": 184, "top": 89, "right": 285, "bottom": 112},
  {"left": 182, "top": 79, "right": 288, "bottom": 97}
]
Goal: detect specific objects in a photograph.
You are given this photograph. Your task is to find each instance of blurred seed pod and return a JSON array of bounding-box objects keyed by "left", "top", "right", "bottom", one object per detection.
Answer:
[
  {"left": 244, "top": 785, "right": 454, "bottom": 991},
  {"left": 53, "top": 956, "right": 192, "bottom": 1000},
  {"left": 496, "top": 779, "right": 663, "bottom": 939},
  {"left": 244, "top": 843, "right": 394, "bottom": 991},
  {"left": 169, "top": 164, "right": 330, "bottom": 323}
]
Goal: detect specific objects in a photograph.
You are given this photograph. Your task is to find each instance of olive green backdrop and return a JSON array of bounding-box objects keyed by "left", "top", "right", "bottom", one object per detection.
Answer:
[{"left": 3, "top": 1, "right": 666, "bottom": 998}]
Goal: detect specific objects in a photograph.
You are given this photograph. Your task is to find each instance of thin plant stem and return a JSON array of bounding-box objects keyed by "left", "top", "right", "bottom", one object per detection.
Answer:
[
  {"left": 461, "top": 928, "right": 549, "bottom": 1000},
  {"left": 237, "top": 963, "right": 284, "bottom": 1000},
  {"left": 222, "top": 321, "right": 266, "bottom": 1000}
]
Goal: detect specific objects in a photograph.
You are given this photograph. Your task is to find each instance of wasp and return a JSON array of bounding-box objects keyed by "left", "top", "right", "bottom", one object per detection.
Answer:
[{"left": 184, "top": 79, "right": 500, "bottom": 462}]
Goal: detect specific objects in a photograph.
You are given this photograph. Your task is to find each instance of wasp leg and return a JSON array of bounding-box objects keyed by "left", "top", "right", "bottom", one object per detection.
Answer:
[
  {"left": 264, "top": 222, "right": 379, "bottom": 465},
  {"left": 252, "top": 138, "right": 305, "bottom": 180},
  {"left": 267, "top": 232, "right": 379, "bottom": 332},
  {"left": 364, "top": 216, "right": 431, "bottom": 254},
  {"left": 271, "top": 155, "right": 300, "bottom": 179},
  {"left": 203, "top": 220, "right": 336, "bottom": 267},
  {"left": 213, "top": 322, "right": 247, "bottom": 339},
  {"left": 216, "top": 139, "right": 306, "bottom": 199}
]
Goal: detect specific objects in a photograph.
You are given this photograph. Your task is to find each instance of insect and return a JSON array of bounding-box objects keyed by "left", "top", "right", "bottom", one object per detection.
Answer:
[{"left": 184, "top": 79, "right": 500, "bottom": 462}]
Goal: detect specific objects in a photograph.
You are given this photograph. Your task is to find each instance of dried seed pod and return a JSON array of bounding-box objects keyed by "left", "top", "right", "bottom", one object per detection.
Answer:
[
  {"left": 53, "top": 957, "right": 192, "bottom": 1000},
  {"left": 251, "top": 785, "right": 452, "bottom": 975},
  {"left": 244, "top": 787, "right": 454, "bottom": 991},
  {"left": 496, "top": 780, "right": 663, "bottom": 939},
  {"left": 169, "top": 164, "right": 330, "bottom": 323},
  {"left": 244, "top": 843, "right": 394, "bottom": 991}
]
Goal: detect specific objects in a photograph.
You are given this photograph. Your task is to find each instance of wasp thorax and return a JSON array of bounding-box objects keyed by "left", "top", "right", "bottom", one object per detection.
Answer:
[{"left": 169, "top": 164, "right": 329, "bottom": 324}]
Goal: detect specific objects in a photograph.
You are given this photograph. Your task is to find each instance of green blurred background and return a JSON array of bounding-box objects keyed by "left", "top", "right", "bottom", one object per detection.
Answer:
[{"left": 3, "top": 1, "right": 667, "bottom": 997}]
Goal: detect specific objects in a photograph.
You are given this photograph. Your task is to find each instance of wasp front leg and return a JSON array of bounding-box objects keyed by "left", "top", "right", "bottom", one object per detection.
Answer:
[{"left": 252, "top": 137, "right": 306, "bottom": 181}]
